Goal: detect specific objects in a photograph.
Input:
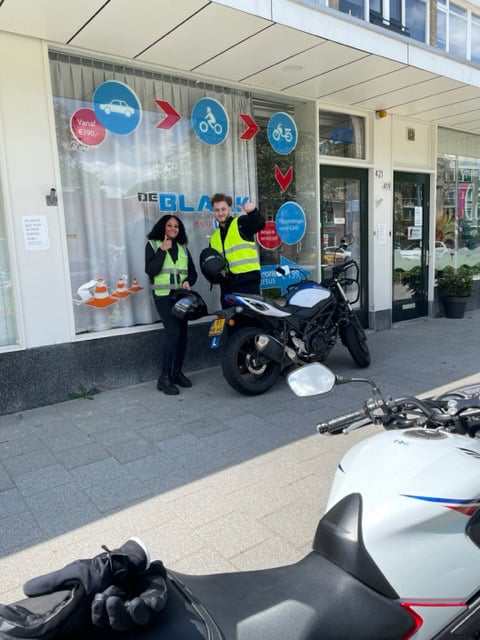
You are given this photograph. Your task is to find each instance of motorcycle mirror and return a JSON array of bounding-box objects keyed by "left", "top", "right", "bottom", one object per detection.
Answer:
[
  {"left": 340, "top": 233, "right": 354, "bottom": 247},
  {"left": 276, "top": 265, "right": 290, "bottom": 277},
  {"left": 287, "top": 363, "right": 337, "bottom": 397}
]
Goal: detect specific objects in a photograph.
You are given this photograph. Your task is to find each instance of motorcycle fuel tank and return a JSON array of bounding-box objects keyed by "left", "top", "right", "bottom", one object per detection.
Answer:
[
  {"left": 327, "top": 427, "right": 480, "bottom": 602},
  {"left": 286, "top": 283, "right": 331, "bottom": 307}
]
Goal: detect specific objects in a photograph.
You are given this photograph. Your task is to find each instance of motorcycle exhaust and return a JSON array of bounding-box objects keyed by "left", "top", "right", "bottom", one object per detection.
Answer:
[{"left": 255, "top": 335, "right": 296, "bottom": 364}]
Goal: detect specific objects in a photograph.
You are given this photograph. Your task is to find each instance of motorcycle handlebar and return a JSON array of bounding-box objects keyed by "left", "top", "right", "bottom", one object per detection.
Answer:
[{"left": 317, "top": 407, "right": 369, "bottom": 434}]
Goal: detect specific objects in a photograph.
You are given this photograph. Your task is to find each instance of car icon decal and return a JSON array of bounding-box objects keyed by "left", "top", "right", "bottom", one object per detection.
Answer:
[{"left": 99, "top": 99, "right": 134, "bottom": 117}]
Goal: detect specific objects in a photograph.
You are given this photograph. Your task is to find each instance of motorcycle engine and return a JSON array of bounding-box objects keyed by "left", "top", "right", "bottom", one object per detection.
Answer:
[{"left": 290, "top": 325, "right": 337, "bottom": 361}]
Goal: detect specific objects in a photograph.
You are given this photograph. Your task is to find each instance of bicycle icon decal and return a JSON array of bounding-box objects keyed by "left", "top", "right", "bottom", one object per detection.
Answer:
[
  {"left": 267, "top": 112, "right": 297, "bottom": 155},
  {"left": 192, "top": 98, "right": 229, "bottom": 145}
]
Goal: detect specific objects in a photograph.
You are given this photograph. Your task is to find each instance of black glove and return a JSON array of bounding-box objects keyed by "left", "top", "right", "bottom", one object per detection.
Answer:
[
  {"left": 23, "top": 537, "right": 150, "bottom": 598},
  {"left": 0, "top": 538, "right": 151, "bottom": 640},
  {"left": 91, "top": 561, "right": 168, "bottom": 631}
]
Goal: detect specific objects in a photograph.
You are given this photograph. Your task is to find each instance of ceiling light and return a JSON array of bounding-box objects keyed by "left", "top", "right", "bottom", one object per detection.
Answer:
[{"left": 283, "top": 64, "right": 304, "bottom": 72}]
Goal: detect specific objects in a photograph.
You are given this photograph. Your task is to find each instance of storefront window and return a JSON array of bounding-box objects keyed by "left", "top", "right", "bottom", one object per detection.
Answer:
[
  {"left": 319, "top": 110, "right": 366, "bottom": 159},
  {"left": 49, "top": 52, "right": 256, "bottom": 334},
  {"left": 0, "top": 181, "right": 17, "bottom": 346},
  {"left": 49, "top": 52, "right": 316, "bottom": 333},
  {"left": 436, "top": 137, "right": 480, "bottom": 275},
  {"left": 254, "top": 101, "right": 317, "bottom": 294}
]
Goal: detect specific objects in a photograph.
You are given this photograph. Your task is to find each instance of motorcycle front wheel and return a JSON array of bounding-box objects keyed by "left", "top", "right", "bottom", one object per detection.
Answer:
[
  {"left": 221, "top": 326, "right": 282, "bottom": 395},
  {"left": 340, "top": 314, "right": 371, "bottom": 368}
]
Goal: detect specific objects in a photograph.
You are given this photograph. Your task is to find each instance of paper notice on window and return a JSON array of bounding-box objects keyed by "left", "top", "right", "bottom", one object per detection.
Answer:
[
  {"left": 377, "top": 223, "right": 387, "bottom": 244},
  {"left": 414, "top": 207, "right": 423, "bottom": 225},
  {"left": 23, "top": 215, "right": 50, "bottom": 251}
]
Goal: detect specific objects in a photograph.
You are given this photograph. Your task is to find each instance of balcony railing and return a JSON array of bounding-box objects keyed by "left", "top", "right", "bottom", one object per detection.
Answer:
[{"left": 369, "top": 10, "right": 411, "bottom": 37}]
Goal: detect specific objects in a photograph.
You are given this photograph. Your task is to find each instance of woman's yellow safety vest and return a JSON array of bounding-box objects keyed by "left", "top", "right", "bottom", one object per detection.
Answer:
[
  {"left": 149, "top": 241, "right": 188, "bottom": 296},
  {"left": 210, "top": 218, "right": 259, "bottom": 275}
]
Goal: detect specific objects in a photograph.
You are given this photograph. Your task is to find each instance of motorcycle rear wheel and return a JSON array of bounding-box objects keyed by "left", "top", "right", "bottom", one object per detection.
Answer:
[
  {"left": 340, "top": 315, "right": 371, "bottom": 368},
  {"left": 221, "top": 326, "right": 282, "bottom": 395}
]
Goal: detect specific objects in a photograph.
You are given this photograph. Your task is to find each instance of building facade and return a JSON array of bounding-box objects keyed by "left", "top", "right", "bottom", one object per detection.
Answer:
[{"left": 1, "top": 0, "right": 480, "bottom": 413}]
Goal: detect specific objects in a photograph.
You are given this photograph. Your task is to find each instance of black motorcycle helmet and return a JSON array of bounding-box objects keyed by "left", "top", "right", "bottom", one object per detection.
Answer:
[
  {"left": 200, "top": 247, "right": 226, "bottom": 284},
  {"left": 171, "top": 290, "right": 208, "bottom": 320}
]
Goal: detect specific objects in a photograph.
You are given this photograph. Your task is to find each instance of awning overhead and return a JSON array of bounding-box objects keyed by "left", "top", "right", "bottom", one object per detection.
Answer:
[{"left": 2, "top": 0, "right": 480, "bottom": 132}]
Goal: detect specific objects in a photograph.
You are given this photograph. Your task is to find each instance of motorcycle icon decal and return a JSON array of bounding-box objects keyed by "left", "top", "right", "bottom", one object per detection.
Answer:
[
  {"left": 93, "top": 81, "right": 142, "bottom": 135},
  {"left": 267, "top": 112, "right": 297, "bottom": 155},
  {"left": 192, "top": 98, "right": 229, "bottom": 145}
]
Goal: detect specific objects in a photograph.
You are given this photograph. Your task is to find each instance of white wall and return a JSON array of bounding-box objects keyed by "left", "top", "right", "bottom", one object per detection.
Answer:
[
  {"left": 392, "top": 116, "right": 435, "bottom": 170},
  {"left": 370, "top": 113, "right": 394, "bottom": 313},
  {"left": 0, "top": 32, "right": 72, "bottom": 349}
]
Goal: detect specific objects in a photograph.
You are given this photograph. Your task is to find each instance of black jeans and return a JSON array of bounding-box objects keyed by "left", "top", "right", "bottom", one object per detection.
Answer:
[{"left": 153, "top": 293, "right": 188, "bottom": 377}]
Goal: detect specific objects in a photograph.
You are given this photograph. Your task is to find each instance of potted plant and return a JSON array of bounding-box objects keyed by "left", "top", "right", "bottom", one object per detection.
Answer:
[{"left": 436, "top": 266, "right": 474, "bottom": 318}]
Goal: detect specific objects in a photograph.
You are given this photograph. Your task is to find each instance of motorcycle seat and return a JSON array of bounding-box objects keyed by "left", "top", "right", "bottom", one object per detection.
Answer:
[{"left": 6, "top": 552, "right": 411, "bottom": 640}]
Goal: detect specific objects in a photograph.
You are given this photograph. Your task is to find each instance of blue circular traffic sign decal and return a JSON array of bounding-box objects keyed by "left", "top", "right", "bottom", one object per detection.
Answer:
[
  {"left": 192, "top": 98, "right": 229, "bottom": 145},
  {"left": 275, "top": 202, "right": 306, "bottom": 245},
  {"left": 267, "top": 112, "right": 297, "bottom": 155},
  {"left": 93, "top": 81, "right": 141, "bottom": 135}
]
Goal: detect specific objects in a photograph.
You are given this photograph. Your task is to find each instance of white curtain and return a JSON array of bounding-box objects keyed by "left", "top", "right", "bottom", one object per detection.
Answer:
[{"left": 49, "top": 53, "right": 257, "bottom": 333}]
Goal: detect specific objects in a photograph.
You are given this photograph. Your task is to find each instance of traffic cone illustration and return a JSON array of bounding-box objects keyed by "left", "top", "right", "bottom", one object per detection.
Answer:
[
  {"left": 85, "top": 279, "right": 118, "bottom": 308},
  {"left": 129, "top": 277, "right": 144, "bottom": 292},
  {"left": 112, "top": 276, "right": 133, "bottom": 299}
]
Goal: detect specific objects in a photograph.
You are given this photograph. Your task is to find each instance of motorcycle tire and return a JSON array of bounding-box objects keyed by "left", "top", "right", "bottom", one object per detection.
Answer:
[
  {"left": 340, "top": 315, "right": 371, "bottom": 368},
  {"left": 221, "top": 326, "right": 282, "bottom": 395}
]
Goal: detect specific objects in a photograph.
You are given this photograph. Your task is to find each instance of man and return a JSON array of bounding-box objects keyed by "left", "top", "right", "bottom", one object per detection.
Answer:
[{"left": 209, "top": 193, "right": 265, "bottom": 306}]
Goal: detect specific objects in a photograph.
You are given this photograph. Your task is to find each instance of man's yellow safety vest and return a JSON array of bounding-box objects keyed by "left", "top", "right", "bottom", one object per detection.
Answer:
[
  {"left": 149, "top": 241, "right": 188, "bottom": 296},
  {"left": 210, "top": 218, "right": 259, "bottom": 275}
]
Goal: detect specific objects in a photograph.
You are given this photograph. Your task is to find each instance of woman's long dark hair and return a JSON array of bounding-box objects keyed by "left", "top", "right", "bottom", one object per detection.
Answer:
[{"left": 147, "top": 215, "right": 188, "bottom": 244}]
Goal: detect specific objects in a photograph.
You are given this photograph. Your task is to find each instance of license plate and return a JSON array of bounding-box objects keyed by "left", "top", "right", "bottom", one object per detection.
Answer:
[{"left": 209, "top": 317, "right": 225, "bottom": 337}]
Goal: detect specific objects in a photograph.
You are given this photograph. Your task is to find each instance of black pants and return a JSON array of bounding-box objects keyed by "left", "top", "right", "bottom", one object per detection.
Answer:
[{"left": 153, "top": 294, "right": 188, "bottom": 377}]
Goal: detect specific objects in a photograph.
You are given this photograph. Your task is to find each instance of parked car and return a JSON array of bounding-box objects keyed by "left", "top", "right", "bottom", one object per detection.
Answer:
[
  {"left": 399, "top": 244, "right": 421, "bottom": 259},
  {"left": 322, "top": 246, "right": 352, "bottom": 265}
]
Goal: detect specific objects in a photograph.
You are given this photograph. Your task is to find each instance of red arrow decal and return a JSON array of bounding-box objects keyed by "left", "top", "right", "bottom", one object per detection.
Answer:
[
  {"left": 239, "top": 113, "right": 260, "bottom": 140},
  {"left": 155, "top": 100, "right": 181, "bottom": 129},
  {"left": 275, "top": 165, "right": 293, "bottom": 191}
]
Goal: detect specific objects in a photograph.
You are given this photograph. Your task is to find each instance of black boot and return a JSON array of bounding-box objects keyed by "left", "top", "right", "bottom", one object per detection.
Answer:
[
  {"left": 156, "top": 374, "right": 179, "bottom": 395},
  {"left": 173, "top": 371, "right": 192, "bottom": 388}
]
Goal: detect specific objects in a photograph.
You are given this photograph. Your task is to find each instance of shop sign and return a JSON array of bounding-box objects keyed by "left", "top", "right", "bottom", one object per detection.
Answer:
[
  {"left": 267, "top": 112, "right": 297, "bottom": 155},
  {"left": 275, "top": 201, "right": 306, "bottom": 245},
  {"left": 70, "top": 108, "right": 106, "bottom": 146},
  {"left": 93, "top": 81, "right": 141, "bottom": 135},
  {"left": 257, "top": 220, "right": 282, "bottom": 250},
  {"left": 136, "top": 192, "right": 249, "bottom": 213},
  {"left": 191, "top": 98, "right": 229, "bottom": 145}
]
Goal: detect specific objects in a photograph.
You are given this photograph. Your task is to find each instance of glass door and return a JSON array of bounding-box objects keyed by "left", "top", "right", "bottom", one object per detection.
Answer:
[
  {"left": 392, "top": 172, "right": 430, "bottom": 322},
  {"left": 320, "top": 166, "right": 368, "bottom": 326}
]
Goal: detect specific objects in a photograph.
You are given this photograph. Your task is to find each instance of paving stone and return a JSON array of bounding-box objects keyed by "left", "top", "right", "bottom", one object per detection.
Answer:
[
  {"left": 52, "top": 443, "right": 110, "bottom": 469},
  {"left": 0, "top": 465, "right": 14, "bottom": 491},
  {"left": 15, "top": 464, "right": 72, "bottom": 497},
  {"left": 0, "top": 487, "right": 29, "bottom": 518},
  {"left": 0, "top": 511, "right": 44, "bottom": 554},
  {"left": 2, "top": 448, "right": 58, "bottom": 477},
  {"left": 25, "top": 482, "right": 102, "bottom": 538},
  {"left": 104, "top": 437, "right": 159, "bottom": 463}
]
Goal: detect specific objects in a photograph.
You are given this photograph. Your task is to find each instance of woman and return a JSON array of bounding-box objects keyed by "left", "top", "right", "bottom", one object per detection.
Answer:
[{"left": 145, "top": 215, "right": 197, "bottom": 395}]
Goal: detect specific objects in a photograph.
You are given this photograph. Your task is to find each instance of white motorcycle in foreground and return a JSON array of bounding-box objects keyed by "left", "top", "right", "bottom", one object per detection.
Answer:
[
  {"left": 2, "top": 364, "right": 480, "bottom": 639},
  {"left": 288, "top": 363, "right": 480, "bottom": 640}
]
